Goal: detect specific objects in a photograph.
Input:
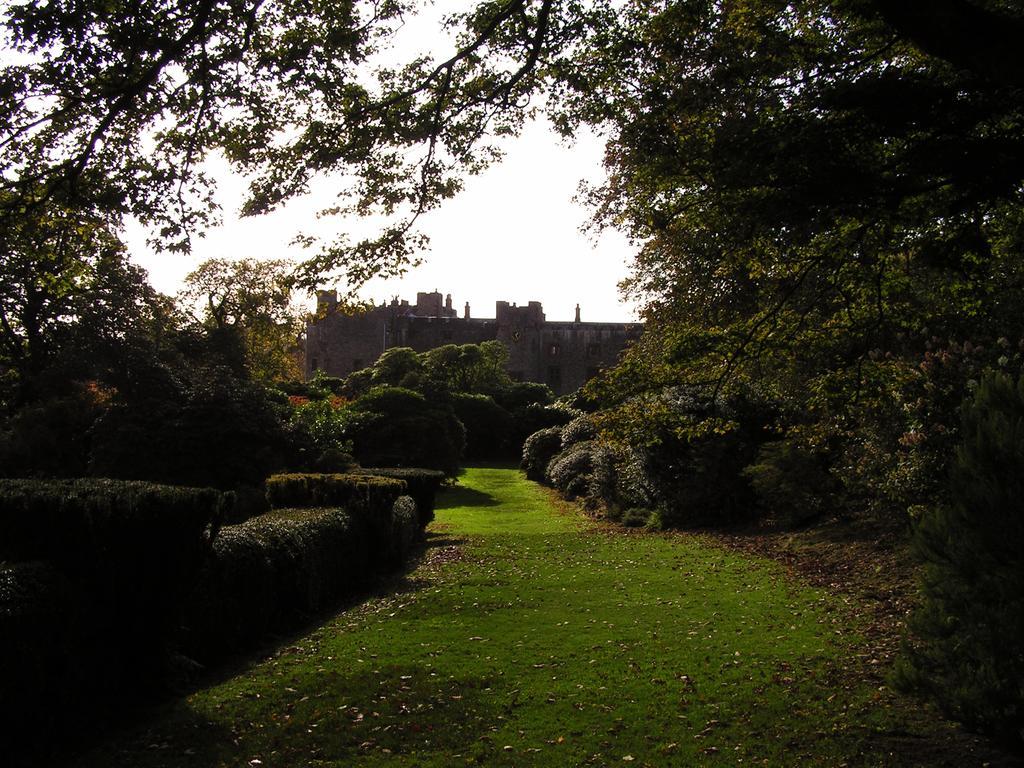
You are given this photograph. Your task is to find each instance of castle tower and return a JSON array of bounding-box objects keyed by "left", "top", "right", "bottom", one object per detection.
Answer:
[{"left": 575, "top": 303, "right": 581, "bottom": 323}]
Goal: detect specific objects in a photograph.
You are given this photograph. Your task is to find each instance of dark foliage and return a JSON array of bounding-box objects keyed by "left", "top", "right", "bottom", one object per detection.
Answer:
[
  {"left": 182, "top": 507, "right": 368, "bottom": 662},
  {"left": 0, "top": 479, "right": 226, "bottom": 761},
  {"left": 451, "top": 392, "right": 513, "bottom": 460},
  {"left": 348, "top": 387, "right": 465, "bottom": 475},
  {"left": 896, "top": 371, "right": 1024, "bottom": 746},
  {"left": 89, "top": 368, "right": 289, "bottom": 489},
  {"left": 265, "top": 472, "right": 404, "bottom": 512},
  {"left": 743, "top": 439, "right": 838, "bottom": 529},
  {"left": 351, "top": 467, "right": 446, "bottom": 528}
]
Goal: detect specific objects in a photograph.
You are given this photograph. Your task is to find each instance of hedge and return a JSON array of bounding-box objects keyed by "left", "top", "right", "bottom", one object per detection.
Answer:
[
  {"left": 0, "top": 480, "right": 227, "bottom": 764},
  {"left": 265, "top": 472, "right": 404, "bottom": 511},
  {"left": 181, "top": 507, "right": 369, "bottom": 660},
  {"left": 184, "top": 473, "right": 414, "bottom": 661},
  {"left": 1, "top": 561, "right": 86, "bottom": 762},
  {"left": 351, "top": 467, "right": 446, "bottom": 528},
  {"left": 0, "top": 478, "right": 224, "bottom": 565},
  {"left": 0, "top": 479, "right": 224, "bottom": 656}
]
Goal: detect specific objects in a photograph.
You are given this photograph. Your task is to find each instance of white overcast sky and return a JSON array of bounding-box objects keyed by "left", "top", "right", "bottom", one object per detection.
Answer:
[{"left": 125, "top": 2, "right": 642, "bottom": 324}]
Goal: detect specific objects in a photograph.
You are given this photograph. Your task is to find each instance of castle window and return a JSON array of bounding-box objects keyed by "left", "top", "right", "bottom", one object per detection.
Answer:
[
  {"left": 549, "top": 343, "right": 560, "bottom": 356},
  {"left": 587, "top": 342, "right": 601, "bottom": 357},
  {"left": 547, "top": 366, "right": 562, "bottom": 388}
]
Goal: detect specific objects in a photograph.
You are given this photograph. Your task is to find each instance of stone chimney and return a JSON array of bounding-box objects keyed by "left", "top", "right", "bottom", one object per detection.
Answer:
[
  {"left": 445, "top": 293, "right": 453, "bottom": 311},
  {"left": 575, "top": 303, "right": 581, "bottom": 323},
  {"left": 464, "top": 301, "right": 471, "bottom": 319}
]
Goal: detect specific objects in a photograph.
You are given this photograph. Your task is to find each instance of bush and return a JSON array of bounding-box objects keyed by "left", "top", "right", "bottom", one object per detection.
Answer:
[
  {"left": 0, "top": 561, "right": 88, "bottom": 761},
  {"left": 351, "top": 467, "right": 446, "bottom": 528},
  {"left": 560, "top": 414, "right": 597, "bottom": 449},
  {"left": 265, "top": 472, "right": 405, "bottom": 511},
  {"left": 546, "top": 440, "right": 598, "bottom": 500},
  {"left": 621, "top": 507, "right": 652, "bottom": 527},
  {"left": 895, "top": 371, "right": 1024, "bottom": 745},
  {"left": 508, "top": 401, "right": 574, "bottom": 457},
  {"left": 743, "top": 438, "right": 837, "bottom": 528},
  {"left": 265, "top": 472, "right": 406, "bottom": 572},
  {"left": 0, "top": 392, "right": 103, "bottom": 478},
  {"left": 0, "top": 480, "right": 226, "bottom": 760},
  {"left": 182, "top": 507, "right": 368, "bottom": 660},
  {"left": 0, "top": 478, "right": 224, "bottom": 565},
  {"left": 348, "top": 387, "right": 465, "bottom": 474},
  {"left": 492, "top": 381, "right": 553, "bottom": 412},
  {"left": 389, "top": 495, "right": 420, "bottom": 566},
  {"left": 451, "top": 392, "right": 512, "bottom": 459},
  {"left": 521, "top": 426, "right": 565, "bottom": 482},
  {"left": 89, "top": 372, "right": 288, "bottom": 489}
]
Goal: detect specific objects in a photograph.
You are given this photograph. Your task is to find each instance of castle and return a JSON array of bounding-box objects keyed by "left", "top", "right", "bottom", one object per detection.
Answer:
[{"left": 305, "top": 290, "right": 643, "bottom": 396}]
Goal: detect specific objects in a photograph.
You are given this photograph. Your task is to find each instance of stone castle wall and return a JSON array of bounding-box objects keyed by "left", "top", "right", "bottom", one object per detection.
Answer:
[{"left": 305, "top": 290, "right": 642, "bottom": 396}]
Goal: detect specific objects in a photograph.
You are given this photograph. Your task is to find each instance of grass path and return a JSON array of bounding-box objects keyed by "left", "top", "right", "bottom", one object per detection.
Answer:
[{"left": 75, "top": 467, "right": 980, "bottom": 767}]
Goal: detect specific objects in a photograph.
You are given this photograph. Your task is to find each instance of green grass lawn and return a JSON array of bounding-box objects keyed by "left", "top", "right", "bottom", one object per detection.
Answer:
[{"left": 72, "top": 467, "right": 979, "bottom": 767}]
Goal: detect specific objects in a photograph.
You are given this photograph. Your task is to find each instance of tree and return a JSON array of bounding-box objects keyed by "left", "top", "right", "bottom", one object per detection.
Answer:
[
  {"left": 180, "top": 257, "right": 304, "bottom": 382},
  {"left": 896, "top": 371, "right": 1024, "bottom": 745},
  {"left": 0, "top": 196, "right": 157, "bottom": 405},
  {"left": 0, "top": 0, "right": 578, "bottom": 288},
  {"left": 420, "top": 341, "right": 512, "bottom": 395}
]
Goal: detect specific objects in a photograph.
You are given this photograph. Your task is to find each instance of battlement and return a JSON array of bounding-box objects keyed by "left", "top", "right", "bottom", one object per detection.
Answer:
[{"left": 305, "top": 289, "right": 641, "bottom": 394}]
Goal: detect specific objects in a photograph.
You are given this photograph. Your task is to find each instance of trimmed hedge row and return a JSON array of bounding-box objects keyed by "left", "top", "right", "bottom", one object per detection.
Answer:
[
  {"left": 0, "top": 480, "right": 226, "bottom": 764},
  {"left": 0, "top": 478, "right": 224, "bottom": 564},
  {"left": 1, "top": 561, "right": 85, "bottom": 758},
  {"left": 183, "top": 506, "right": 369, "bottom": 660},
  {"left": 184, "top": 473, "right": 424, "bottom": 662},
  {"left": 265, "top": 472, "right": 403, "bottom": 510},
  {"left": 351, "top": 467, "right": 446, "bottom": 528},
  {"left": 2, "top": 473, "right": 441, "bottom": 760}
]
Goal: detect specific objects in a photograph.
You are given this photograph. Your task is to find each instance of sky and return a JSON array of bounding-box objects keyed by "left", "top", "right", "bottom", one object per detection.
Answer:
[
  {"left": 124, "top": 2, "right": 643, "bottom": 324},
  {"left": 125, "top": 119, "right": 641, "bottom": 324}
]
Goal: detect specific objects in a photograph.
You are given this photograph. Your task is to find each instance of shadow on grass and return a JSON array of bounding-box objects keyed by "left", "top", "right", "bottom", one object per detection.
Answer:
[
  {"left": 73, "top": 665, "right": 505, "bottom": 768},
  {"left": 43, "top": 531, "right": 465, "bottom": 768},
  {"left": 436, "top": 484, "right": 500, "bottom": 510}
]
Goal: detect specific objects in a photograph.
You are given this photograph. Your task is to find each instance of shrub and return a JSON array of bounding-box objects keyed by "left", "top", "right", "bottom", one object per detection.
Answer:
[
  {"left": 348, "top": 387, "right": 465, "bottom": 474},
  {"left": 451, "top": 392, "right": 512, "bottom": 459},
  {"left": 0, "top": 480, "right": 226, "bottom": 759},
  {"left": 0, "top": 479, "right": 225, "bottom": 680},
  {"left": 743, "top": 438, "right": 837, "bottom": 528},
  {"left": 351, "top": 467, "right": 446, "bottom": 528},
  {"left": 265, "top": 472, "right": 404, "bottom": 511},
  {"left": 621, "top": 507, "right": 652, "bottom": 528},
  {"left": 0, "top": 392, "right": 103, "bottom": 478},
  {"left": 0, "top": 561, "right": 88, "bottom": 760},
  {"left": 508, "top": 401, "right": 574, "bottom": 457},
  {"left": 0, "top": 478, "right": 223, "bottom": 573},
  {"left": 521, "top": 426, "right": 565, "bottom": 482},
  {"left": 389, "top": 495, "right": 420, "bottom": 567},
  {"left": 546, "top": 440, "right": 597, "bottom": 500},
  {"left": 182, "top": 507, "right": 368, "bottom": 660},
  {"left": 88, "top": 372, "right": 288, "bottom": 489},
  {"left": 895, "top": 371, "right": 1024, "bottom": 746},
  {"left": 492, "top": 381, "right": 553, "bottom": 412},
  {"left": 286, "top": 396, "right": 362, "bottom": 472},
  {"left": 560, "top": 414, "right": 597, "bottom": 449},
  {"left": 265, "top": 472, "right": 406, "bottom": 570}
]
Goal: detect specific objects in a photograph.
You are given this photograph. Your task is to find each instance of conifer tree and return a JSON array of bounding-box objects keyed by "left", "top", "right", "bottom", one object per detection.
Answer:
[{"left": 898, "top": 370, "right": 1024, "bottom": 745}]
